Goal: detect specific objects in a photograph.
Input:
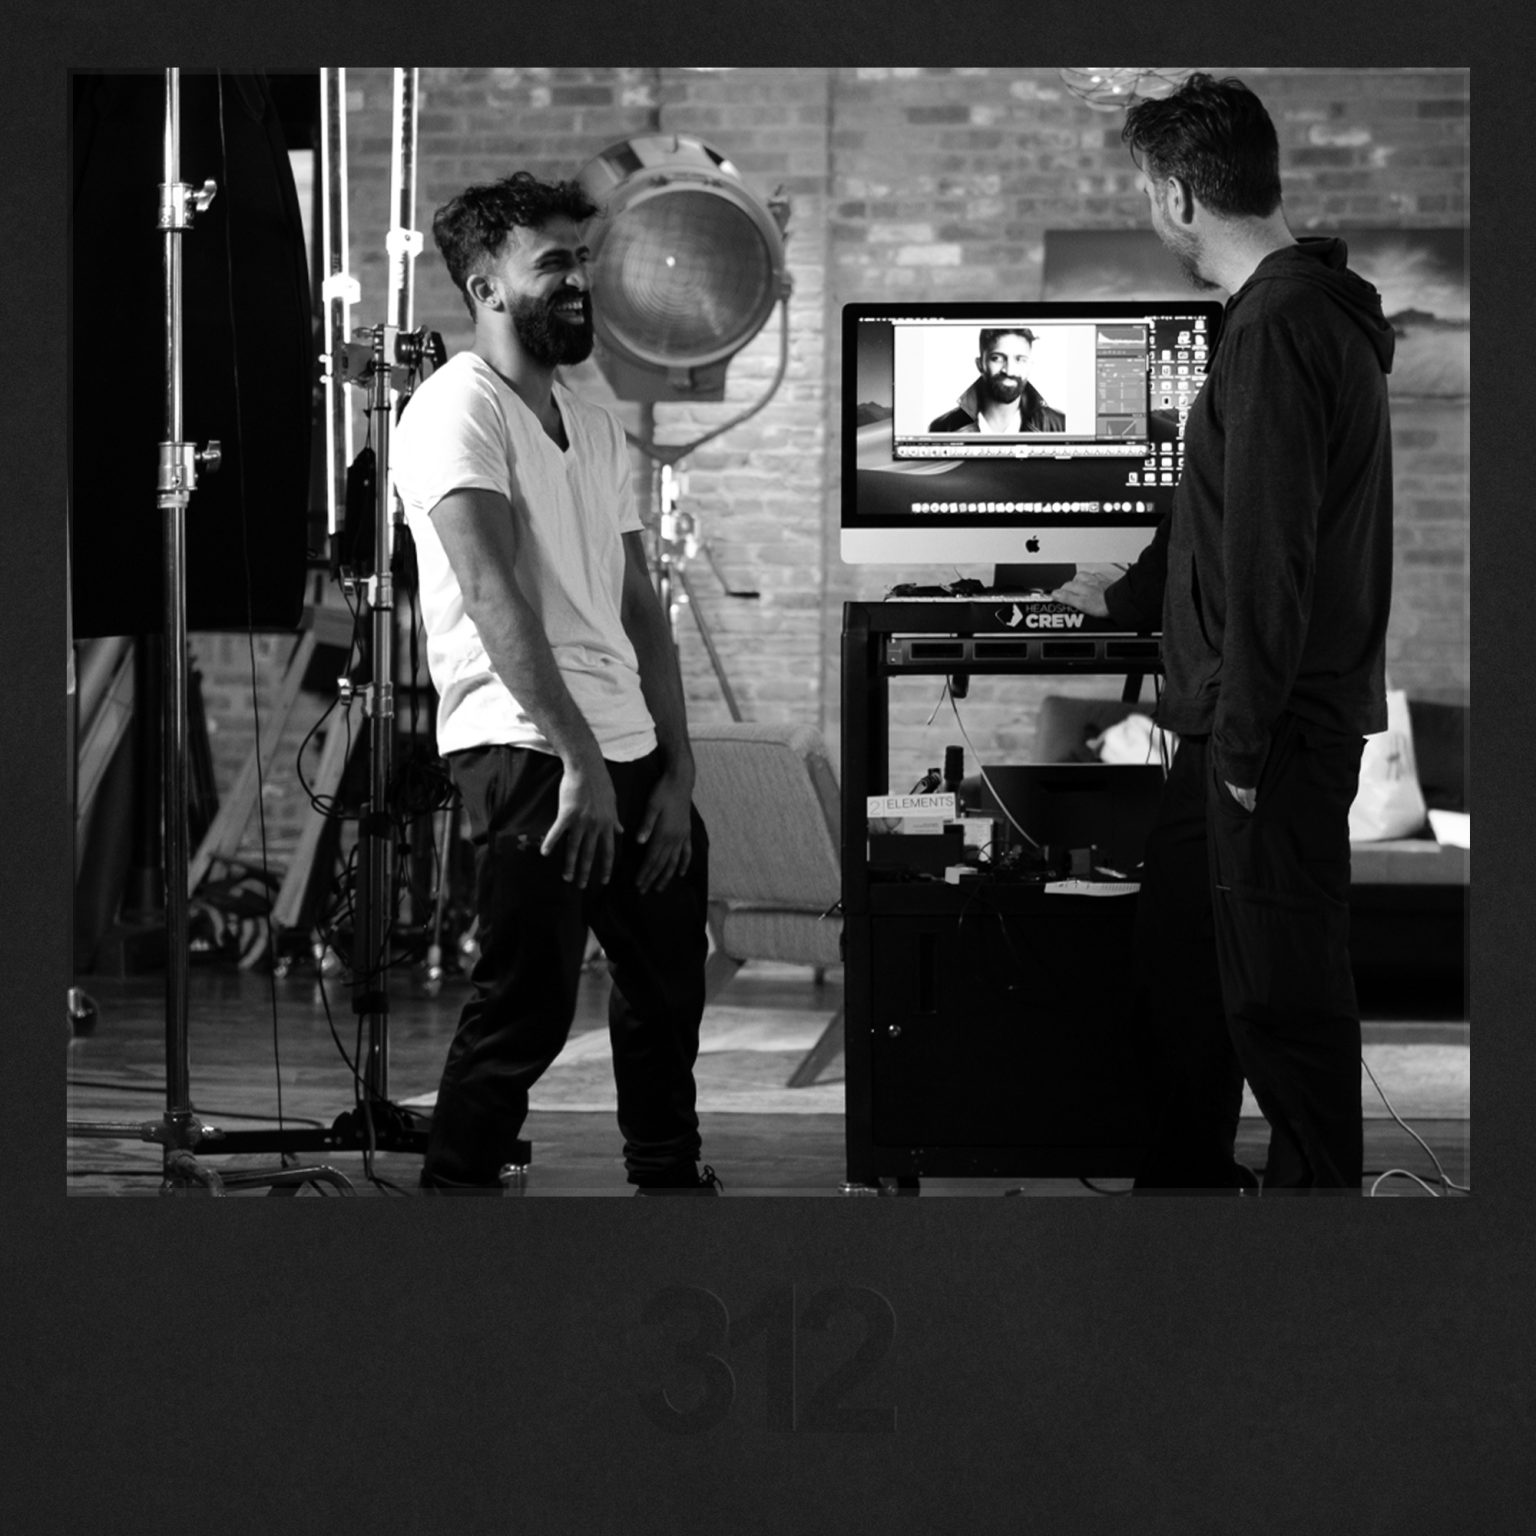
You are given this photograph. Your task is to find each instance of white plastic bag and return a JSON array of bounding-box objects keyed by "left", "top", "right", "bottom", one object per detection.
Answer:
[{"left": 1348, "top": 689, "right": 1427, "bottom": 842}]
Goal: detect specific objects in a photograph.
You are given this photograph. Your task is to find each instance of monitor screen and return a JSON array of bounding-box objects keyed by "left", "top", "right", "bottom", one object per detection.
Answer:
[
  {"left": 842, "top": 300, "right": 1223, "bottom": 571},
  {"left": 978, "top": 763, "right": 1165, "bottom": 875}
]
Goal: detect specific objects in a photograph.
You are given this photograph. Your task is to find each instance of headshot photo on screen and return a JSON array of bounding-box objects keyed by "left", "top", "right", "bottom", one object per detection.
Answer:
[{"left": 893, "top": 322, "right": 1097, "bottom": 438}]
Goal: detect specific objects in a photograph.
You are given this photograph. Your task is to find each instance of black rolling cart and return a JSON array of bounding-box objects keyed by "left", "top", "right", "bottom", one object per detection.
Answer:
[{"left": 839, "top": 598, "right": 1164, "bottom": 1194}]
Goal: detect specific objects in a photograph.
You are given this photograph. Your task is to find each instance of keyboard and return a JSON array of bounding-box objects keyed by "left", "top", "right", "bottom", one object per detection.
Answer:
[
  {"left": 887, "top": 588, "right": 1064, "bottom": 602},
  {"left": 1043, "top": 879, "right": 1140, "bottom": 897}
]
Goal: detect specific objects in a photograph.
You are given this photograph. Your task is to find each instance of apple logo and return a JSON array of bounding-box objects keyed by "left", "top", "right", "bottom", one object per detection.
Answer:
[{"left": 1025, "top": 536, "right": 1040, "bottom": 553}]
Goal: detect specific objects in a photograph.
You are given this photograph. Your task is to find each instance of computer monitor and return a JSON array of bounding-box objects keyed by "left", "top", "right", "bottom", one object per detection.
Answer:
[
  {"left": 842, "top": 300, "right": 1224, "bottom": 574},
  {"left": 978, "top": 763, "right": 1165, "bottom": 875}
]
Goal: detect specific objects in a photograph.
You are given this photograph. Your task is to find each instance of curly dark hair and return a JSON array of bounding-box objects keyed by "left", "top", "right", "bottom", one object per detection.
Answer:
[
  {"left": 432, "top": 171, "right": 601, "bottom": 319},
  {"left": 1122, "top": 73, "right": 1283, "bottom": 219},
  {"left": 978, "top": 327, "right": 1036, "bottom": 356}
]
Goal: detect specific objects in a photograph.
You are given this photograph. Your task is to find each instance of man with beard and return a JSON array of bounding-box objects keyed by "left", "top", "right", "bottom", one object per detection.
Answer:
[
  {"left": 927, "top": 327, "right": 1067, "bottom": 434},
  {"left": 392, "top": 172, "right": 721, "bottom": 1194},
  {"left": 1053, "top": 75, "right": 1396, "bottom": 1194}
]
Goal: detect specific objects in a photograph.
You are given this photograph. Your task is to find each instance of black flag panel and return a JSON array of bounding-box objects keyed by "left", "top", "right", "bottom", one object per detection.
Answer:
[{"left": 71, "top": 71, "right": 315, "bottom": 637}]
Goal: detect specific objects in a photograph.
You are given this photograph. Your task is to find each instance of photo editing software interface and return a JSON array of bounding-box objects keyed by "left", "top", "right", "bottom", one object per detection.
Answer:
[{"left": 842, "top": 301, "right": 1223, "bottom": 567}]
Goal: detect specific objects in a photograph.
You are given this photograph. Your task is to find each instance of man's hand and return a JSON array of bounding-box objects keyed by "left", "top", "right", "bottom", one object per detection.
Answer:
[
  {"left": 633, "top": 769, "right": 694, "bottom": 894},
  {"left": 541, "top": 756, "right": 623, "bottom": 889},
  {"left": 1225, "top": 782, "right": 1257, "bottom": 813},
  {"left": 1050, "top": 568, "right": 1115, "bottom": 618}
]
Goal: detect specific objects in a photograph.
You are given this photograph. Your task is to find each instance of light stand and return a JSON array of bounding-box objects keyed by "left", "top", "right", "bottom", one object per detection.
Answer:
[
  {"left": 68, "top": 68, "right": 443, "bottom": 1190},
  {"left": 346, "top": 66, "right": 417, "bottom": 1134},
  {"left": 649, "top": 456, "right": 755, "bottom": 722},
  {"left": 577, "top": 135, "right": 794, "bottom": 724},
  {"left": 199, "top": 67, "right": 440, "bottom": 1167},
  {"left": 155, "top": 69, "right": 220, "bottom": 1184},
  {"left": 66, "top": 69, "right": 350, "bottom": 1193},
  {"left": 629, "top": 289, "right": 792, "bottom": 722}
]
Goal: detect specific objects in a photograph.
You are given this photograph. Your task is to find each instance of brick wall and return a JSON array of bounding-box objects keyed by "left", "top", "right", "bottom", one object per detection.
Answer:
[{"left": 191, "top": 66, "right": 1469, "bottom": 866}]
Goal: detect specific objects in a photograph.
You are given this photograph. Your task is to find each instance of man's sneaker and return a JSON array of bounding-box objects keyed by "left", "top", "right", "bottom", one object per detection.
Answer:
[{"left": 634, "top": 1163, "right": 724, "bottom": 1196}]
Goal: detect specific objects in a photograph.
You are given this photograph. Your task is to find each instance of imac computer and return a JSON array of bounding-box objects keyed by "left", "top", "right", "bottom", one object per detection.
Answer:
[{"left": 842, "top": 300, "right": 1225, "bottom": 584}]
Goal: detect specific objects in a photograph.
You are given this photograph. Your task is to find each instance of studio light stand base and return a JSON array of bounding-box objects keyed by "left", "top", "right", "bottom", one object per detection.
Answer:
[
  {"left": 204, "top": 1101, "right": 437, "bottom": 1160},
  {"left": 67, "top": 1109, "right": 361, "bottom": 1196}
]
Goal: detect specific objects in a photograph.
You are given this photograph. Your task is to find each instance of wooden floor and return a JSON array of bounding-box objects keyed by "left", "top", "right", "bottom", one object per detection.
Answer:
[{"left": 66, "top": 956, "right": 1470, "bottom": 1198}]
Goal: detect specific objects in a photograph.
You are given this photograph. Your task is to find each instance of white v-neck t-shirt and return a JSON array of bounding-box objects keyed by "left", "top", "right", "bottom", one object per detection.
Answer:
[{"left": 392, "top": 351, "right": 656, "bottom": 761}]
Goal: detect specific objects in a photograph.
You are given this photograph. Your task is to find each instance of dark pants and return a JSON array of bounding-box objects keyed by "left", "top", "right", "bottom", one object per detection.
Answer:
[
  {"left": 423, "top": 745, "right": 710, "bottom": 1188},
  {"left": 1133, "top": 713, "right": 1366, "bottom": 1193}
]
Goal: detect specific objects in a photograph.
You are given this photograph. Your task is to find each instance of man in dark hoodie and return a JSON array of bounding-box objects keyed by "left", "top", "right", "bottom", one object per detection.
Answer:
[{"left": 1054, "top": 73, "right": 1395, "bottom": 1194}]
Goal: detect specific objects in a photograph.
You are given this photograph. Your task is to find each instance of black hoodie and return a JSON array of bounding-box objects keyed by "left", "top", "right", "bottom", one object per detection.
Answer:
[{"left": 1104, "top": 236, "right": 1396, "bottom": 786}]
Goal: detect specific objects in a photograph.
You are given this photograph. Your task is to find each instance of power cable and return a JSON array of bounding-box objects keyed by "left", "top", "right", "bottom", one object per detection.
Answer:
[
  {"left": 1361, "top": 1051, "right": 1469, "bottom": 1196},
  {"left": 944, "top": 683, "right": 1042, "bottom": 852}
]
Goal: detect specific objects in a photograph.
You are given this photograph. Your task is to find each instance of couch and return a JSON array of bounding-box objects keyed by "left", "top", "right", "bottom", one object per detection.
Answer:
[{"left": 1030, "top": 693, "right": 1468, "bottom": 1008}]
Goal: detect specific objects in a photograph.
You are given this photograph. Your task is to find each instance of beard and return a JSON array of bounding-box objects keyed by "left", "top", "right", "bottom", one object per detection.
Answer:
[
  {"left": 511, "top": 291, "right": 595, "bottom": 367},
  {"left": 1156, "top": 223, "right": 1221, "bottom": 293},
  {"left": 979, "top": 372, "right": 1024, "bottom": 406},
  {"left": 1173, "top": 246, "right": 1221, "bottom": 293}
]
